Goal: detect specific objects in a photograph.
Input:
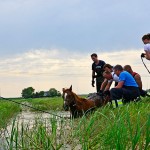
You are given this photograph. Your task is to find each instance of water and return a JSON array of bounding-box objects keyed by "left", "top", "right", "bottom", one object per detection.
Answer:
[{"left": 0, "top": 110, "right": 71, "bottom": 150}]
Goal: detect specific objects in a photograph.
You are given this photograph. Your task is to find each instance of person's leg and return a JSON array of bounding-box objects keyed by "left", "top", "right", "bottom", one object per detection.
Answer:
[
  {"left": 110, "top": 88, "right": 123, "bottom": 100},
  {"left": 140, "top": 89, "right": 147, "bottom": 97},
  {"left": 110, "top": 88, "right": 124, "bottom": 108},
  {"left": 110, "top": 87, "right": 140, "bottom": 108},
  {"left": 96, "top": 81, "right": 102, "bottom": 93},
  {"left": 123, "top": 87, "right": 140, "bottom": 102},
  {"left": 121, "top": 88, "right": 133, "bottom": 102}
]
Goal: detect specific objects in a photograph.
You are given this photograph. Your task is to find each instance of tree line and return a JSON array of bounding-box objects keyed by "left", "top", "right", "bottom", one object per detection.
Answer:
[{"left": 21, "top": 87, "right": 61, "bottom": 99}]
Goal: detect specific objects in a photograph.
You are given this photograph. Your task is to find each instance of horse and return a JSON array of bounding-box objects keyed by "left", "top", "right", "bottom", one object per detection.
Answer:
[{"left": 62, "top": 85, "right": 110, "bottom": 118}]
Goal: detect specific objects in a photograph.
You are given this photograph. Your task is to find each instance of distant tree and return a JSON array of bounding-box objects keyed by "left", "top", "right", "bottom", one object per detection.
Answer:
[
  {"left": 49, "top": 88, "right": 61, "bottom": 97},
  {"left": 22, "top": 87, "right": 35, "bottom": 98},
  {"left": 49, "top": 88, "right": 57, "bottom": 97},
  {"left": 22, "top": 87, "right": 61, "bottom": 98},
  {"left": 33, "top": 92, "right": 39, "bottom": 98},
  {"left": 33, "top": 91, "right": 44, "bottom": 98},
  {"left": 39, "top": 91, "right": 44, "bottom": 97},
  {"left": 57, "top": 91, "right": 61, "bottom": 97}
]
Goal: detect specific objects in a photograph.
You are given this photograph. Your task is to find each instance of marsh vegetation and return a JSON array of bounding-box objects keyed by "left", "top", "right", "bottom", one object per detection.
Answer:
[{"left": 0, "top": 97, "right": 149, "bottom": 149}]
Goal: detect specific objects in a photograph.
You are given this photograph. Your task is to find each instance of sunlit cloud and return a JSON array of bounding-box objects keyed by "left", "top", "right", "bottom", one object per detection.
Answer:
[{"left": 0, "top": 48, "right": 150, "bottom": 97}]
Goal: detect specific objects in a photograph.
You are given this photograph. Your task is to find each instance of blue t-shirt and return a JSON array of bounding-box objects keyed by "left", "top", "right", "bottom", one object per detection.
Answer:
[{"left": 119, "top": 71, "right": 138, "bottom": 87}]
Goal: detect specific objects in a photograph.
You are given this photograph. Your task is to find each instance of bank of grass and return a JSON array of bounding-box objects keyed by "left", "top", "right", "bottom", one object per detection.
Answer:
[
  {"left": 74, "top": 97, "right": 150, "bottom": 149},
  {"left": 3, "top": 97, "right": 150, "bottom": 149},
  {"left": 0, "top": 97, "right": 63, "bottom": 129},
  {"left": 27, "top": 95, "right": 86, "bottom": 111},
  {"left": 26, "top": 97, "right": 63, "bottom": 111},
  {"left": 0, "top": 99, "right": 21, "bottom": 129}
]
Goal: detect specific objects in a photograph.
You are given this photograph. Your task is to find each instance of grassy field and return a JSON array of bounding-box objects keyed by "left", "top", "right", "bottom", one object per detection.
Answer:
[
  {"left": 0, "top": 97, "right": 63, "bottom": 129},
  {"left": 0, "top": 99, "right": 21, "bottom": 128},
  {"left": 1, "top": 96, "right": 149, "bottom": 149},
  {"left": 26, "top": 97, "right": 64, "bottom": 111}
]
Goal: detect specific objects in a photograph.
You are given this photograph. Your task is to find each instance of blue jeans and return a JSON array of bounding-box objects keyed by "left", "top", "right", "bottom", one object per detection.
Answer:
[{"left": 110, "top": 86, "right": 140, "bottom": 103}]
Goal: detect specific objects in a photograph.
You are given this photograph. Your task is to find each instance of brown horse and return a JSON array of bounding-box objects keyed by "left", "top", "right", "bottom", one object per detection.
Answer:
[{"left": 62, "top": 85, "right": 110, "bottom": 118}]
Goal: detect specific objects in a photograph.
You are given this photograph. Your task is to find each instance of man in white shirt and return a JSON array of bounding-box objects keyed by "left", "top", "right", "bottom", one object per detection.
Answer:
[
  {"left": 99, "top": 64, "right": 119, "bottom": 96},
  {"left": 141, "top": 34, "right": 150, "bottom": 60},
  {"left": 102, "top": 71, "right": 119, "bottom": 92}
]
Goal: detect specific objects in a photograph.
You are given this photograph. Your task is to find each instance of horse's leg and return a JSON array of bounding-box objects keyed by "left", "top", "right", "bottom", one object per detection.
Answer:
[
  {"left": 103, "top": 95, "right": 112, "bottom": 107},
  {"left": 70, "top": 109, "right": 78, "bottom": 118}
]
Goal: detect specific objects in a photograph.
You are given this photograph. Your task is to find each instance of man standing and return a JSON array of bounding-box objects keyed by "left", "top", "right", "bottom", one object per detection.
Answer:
[
  {"left": 141, "top": 34, "right": 150, "bottom": 60},
  {"left": 110, "top": 65, "right": 140, "bottom": 108},
  {"left": 91, "top": 53, "right": 106, "bottom": 92}
]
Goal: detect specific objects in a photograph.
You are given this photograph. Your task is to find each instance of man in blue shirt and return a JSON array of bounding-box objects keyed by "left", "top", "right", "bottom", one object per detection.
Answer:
[{"left": 110, "top": 65, "right": 140, "bottom": 108}]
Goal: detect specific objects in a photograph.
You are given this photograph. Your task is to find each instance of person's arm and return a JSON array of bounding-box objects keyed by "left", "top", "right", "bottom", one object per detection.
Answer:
[
  {"left": 91, "top": 70, "right": 96, "bottom": 87},
  {"left": 100, "top": 78, "right": 108, "bottom": 91},
  {"left": 145, "top": 51, "right": 150, "bottom": 60},
  {"left": 104, "top": 81, "right": 112, "bottom": 91},
  {"left": 115, "top": 81, "right": 124, "bottom": 88},
  {"left": 134, "top": 74, "right": 142, "bottom": 90},
  {"left": 92, "top": 70, "right": 96, "bottom": 81}
]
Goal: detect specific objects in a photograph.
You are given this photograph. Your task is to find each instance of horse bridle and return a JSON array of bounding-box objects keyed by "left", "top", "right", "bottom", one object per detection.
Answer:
[{"left": 62, "top": 91, "right": 77, "bottom": 108}]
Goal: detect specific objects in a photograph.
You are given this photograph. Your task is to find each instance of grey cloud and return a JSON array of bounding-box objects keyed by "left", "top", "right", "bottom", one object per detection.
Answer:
[
  {"left": 0, "top": 48, "right": 150, "bottom": 97},
  {"left": 0, "top": 0, "right": 149, "bottom": 56}
]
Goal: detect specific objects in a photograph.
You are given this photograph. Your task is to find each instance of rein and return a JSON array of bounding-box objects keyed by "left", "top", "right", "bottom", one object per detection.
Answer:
[
  {"left": 0, "top": 96, "right": 67, "bottom": 119},
  {"left": 141, "top": 56, "right": 150, "bottom": 74}
]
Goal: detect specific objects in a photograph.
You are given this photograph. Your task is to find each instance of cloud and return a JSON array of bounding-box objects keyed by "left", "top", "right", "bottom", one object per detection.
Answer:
[
  {"left": 0, "top": 48, "right": 150, "bottom": 97},
  {"left": 0, "top": 0, "right": 149, "bottom": 56}
]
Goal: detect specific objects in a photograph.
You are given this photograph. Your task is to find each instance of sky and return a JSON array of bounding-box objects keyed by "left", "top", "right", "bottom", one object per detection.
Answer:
[{"left": 0, "top": 0, "right": 150, "bottom": 97}]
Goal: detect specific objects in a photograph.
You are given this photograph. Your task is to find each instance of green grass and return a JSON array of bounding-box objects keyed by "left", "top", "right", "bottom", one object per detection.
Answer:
[
  {"left": 2, "top": 97, "right": 150, "bottom": 149},
  {"left": 0, "top": 97, "right": 63, "bottom": 129},
  {"left": 26, "top": 97, "right": 63, "bottom": 111},
  {"left": 0, "top": 99, "right": 21, "bottom": 129},
  {"left": 74, "top": 97, "right": 150, "bottom": 149}
]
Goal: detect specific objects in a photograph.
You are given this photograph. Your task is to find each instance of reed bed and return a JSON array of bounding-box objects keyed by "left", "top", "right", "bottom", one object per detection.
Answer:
[
  {"left": 1, "top": 98, "right": 149, "bottom": 150},
  {"left": 0, "top": 99, "right": 21, "bottom": 129}
]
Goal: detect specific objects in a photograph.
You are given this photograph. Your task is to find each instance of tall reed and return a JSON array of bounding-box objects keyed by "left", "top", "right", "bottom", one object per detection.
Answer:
[{"left": 1, "top": 98, "right": 150, "bottom": 149}]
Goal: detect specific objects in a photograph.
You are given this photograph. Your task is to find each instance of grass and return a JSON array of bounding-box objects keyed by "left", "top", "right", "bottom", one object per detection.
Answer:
[
  {"left": 74, "top": 97, "right": 150, "bottom": 149},
  {"left": 26, "top": 97, "right": 64, "bottom": 111},
  {"left": 0, "top": 99, "right": 21, "bottom": 129},
  {"left": 1, "top": 97, "right": 150, "bottom": 149},
  {"left": 0, "top": 97, "right": 63, "bottom": 129}
]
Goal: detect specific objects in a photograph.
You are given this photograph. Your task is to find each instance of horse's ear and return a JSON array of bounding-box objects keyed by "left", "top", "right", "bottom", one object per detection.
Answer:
[
  {"left": 62, "top": 88, "right": 65, "bottom": 92},
  {"left": 69, "top": 85, "right": 72, "bottom": 91}
]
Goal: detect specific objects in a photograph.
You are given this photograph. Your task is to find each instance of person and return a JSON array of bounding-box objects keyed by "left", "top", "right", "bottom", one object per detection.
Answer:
[
  {"left": 102, "top": 71, "right": 119, "bottom": 92},
  {"left": 124, "top": 65, "right": 148, "bottom": 97},
  {"left": 110, "top": 65, "right": 140, "bottom": 108},
  {"left": 103, "top": 64, "right": 113, "bottom": 72},
  {"left": 91, "top": 53, "right": 106, "bottom": 92},
  {"left": 141, "top": 34, "right": 150, "bottom": 60},
  {"left": 103, "top": 64, "right": 118, "bottom": 86},
  {"left": 99, "top": 64, "right": 119, "bottom": 95}
]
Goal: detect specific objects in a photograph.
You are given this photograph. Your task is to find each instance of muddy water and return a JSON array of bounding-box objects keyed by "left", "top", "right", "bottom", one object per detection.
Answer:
[{"left": 0, "top": 110, "right": 72, "bottom": 150}]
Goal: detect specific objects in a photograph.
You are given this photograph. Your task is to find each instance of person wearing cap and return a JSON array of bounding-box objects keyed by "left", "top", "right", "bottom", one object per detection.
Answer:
[
  {"left": 141, "top": 34, "right": 150, "bottom": 60},
  {"left": 110, "top": 65, "right": 140, "bottom": 108},
  {"left": 91, "top": 53, "right": 106, "bottom": 92}
]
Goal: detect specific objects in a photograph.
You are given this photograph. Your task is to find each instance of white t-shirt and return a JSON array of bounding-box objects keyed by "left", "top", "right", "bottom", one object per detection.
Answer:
[
  {"left": 144, "top": 43, "right": 150, "bottom": 52},
  {"left": 108, "top": 72, "right": 119, "bottom": 83}
]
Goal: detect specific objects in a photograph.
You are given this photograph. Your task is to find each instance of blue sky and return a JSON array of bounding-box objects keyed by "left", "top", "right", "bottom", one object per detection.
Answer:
[
  {"left": 0, "top": 0, "right": 150, "bottom": 97},
  {"left": 0, "top": 0, "right": 149, "bottom": 56}
]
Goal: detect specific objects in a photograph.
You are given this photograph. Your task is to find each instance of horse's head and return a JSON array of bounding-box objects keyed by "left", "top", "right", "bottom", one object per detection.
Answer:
[{"left": 62, "top": 85, "right": 75, "bottom": 111}]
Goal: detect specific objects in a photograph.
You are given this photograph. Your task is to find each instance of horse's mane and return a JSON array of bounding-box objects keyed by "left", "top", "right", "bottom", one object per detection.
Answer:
[{"left": 72, "top": 91, "right": 87, "bottom": 102}]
